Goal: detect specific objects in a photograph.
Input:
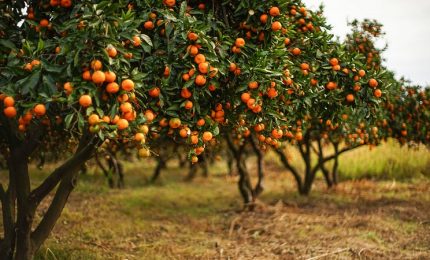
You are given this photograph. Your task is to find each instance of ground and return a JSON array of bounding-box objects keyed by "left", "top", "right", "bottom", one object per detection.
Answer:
[{"left": 1, "top": 142, "right": 429, "bottom": 259}]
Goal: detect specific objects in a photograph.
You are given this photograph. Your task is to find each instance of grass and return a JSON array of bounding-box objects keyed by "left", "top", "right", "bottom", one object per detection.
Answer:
[{"left": 0, "top": 141, "right": 429, "bottom": 259}]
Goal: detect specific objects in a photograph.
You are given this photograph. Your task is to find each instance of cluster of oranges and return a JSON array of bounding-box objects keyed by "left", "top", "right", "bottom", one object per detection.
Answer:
[{"left": 0, "top": 95, "right": 47, "bottom": 132}]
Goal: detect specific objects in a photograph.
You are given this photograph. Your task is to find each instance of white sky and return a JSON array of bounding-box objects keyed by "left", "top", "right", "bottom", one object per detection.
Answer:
[{"left": 302, "top": 0, "right": 430, "bottom": 86}]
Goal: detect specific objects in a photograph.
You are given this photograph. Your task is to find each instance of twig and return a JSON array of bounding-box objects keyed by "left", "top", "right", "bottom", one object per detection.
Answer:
[{"left": 306, "top": 248, "right": 350, "bottom": 260}]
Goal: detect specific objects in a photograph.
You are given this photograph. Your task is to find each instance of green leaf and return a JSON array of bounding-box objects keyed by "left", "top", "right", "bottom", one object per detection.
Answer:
[
  {"left": 64, "top": 113, "right": 74, "bottom": 129},
  {"left": 19, "top": 70, "right": 41, "bottom": 95},
  {"left": 0, "top": 39, "right": 16, "bottom": 49}
]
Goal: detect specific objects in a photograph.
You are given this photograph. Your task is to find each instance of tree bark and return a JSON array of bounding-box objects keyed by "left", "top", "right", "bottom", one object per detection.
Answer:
[
  {"left": 332, "top": 142, "right": 340, "bottom": 185},
  {"left": 249, "top": 136, "right": 264, "bottom": 196}
]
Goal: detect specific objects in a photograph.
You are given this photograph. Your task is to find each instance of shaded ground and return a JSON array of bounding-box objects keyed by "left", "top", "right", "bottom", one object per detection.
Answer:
[{"left": 25, "top": 159, "right": 430, "bottom": 260}]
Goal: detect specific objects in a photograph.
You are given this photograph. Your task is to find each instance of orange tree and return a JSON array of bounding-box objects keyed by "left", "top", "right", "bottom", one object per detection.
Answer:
[
  {"left": 0, "top": 0, "right": 227, "bottom": 257},
  {"left": 0, "top": 0, "right": 398, "bottom": 257}
]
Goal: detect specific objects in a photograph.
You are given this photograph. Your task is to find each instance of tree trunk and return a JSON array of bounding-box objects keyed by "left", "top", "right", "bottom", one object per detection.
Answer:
[
  {"left": 151, "top": 157, "right": 166, "bottom": 183},
  {"left": 249, "top": 137, "right": 264, "bottom": 196},
  {"left": 274, "top": 148, "right": 305, "bottom": 194},
  {"left": 332, "top": 142, "right": 340, "bottom": 185},
  {"left": 185, "top": 161, "right": 198, "bottom": 182}
]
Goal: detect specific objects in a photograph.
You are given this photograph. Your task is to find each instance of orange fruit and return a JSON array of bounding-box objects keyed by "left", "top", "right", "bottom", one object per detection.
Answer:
[
  {"left": 260, "top": 14, "right": 268, "bottom": 24},
  {"left": 368, "top": 78, "right": 378, "bottom": 88},
  {"left": 241, "top": 92, "right": 251, "bottom": 103},
  {"left": 3, "top": 107, "right": 17, "bottom": 118},
  {"left": 235, "top": 38, "right": 245, "bottom": 48},
  {"left": 106, "top": 82, "right": 119, "bottom": 93},
  {"left": 88, "top": 114, "right": 100, "bottom": 125},
  {"left": 145, "top": 110, "right": 155, "bottom": 121},
  {"left": 169, "top": 118, "right": 181, "bottom": 129},
  {"left": 121, "top": 79, "right": 135, "bottom": 91},
  {"left": 202, "top": 131, "right": 213, "bottom": 142},
  {"left": 91, "top": 59, "right": 103, "bottom": 70},
  {"left": 3, "top": 96, "right": 15, "bottom": 107},
  {"left": 79, "top": 95, "right": 92, "bottom": 107},
  {"left": 292, "top": 47, "right": 301, "bottom": 55},
  {"left": 229, "top": 63, "right": 237, "bottom": 72},
  {"left": 191, "top": 156, "right": 198, "bottom": 164},
  {"left": 135, "top": 133, "right": 145, "bottom": 142},
  {"left": 269, "top": 6, "right": 280, "bottom": 16},
  {"left": 117, "top": 119, "right": 129, "bottom": 130},
  {"left": 271, "top": 21, "right": 282, "bottom": 31},
  {"left": 181, "top": 88, "right": 192, "bottom": 99},
  {"left": 64, "top": 82, "right": 73, "bottom": 94},
  {"left": 33, "top": 104, "right": 46, "bottom": 116},
  {"left": 190, "top": 135, "right": 198, "bottom": 144},
  {"left": 106, "top": 46, "right": 117, "bottom": 58},
  {"left": 196, "top": 118, "right": 205, "bottom": 126},
  {"left": 198, "top": 62, "right": 209, "bottom": 74},
  {"left": 187, "top": 32, "right": 198, "bottom": 41},
  {"left": 92, "top": 70, "right": 106, "bottom": 84},
  {"left": 346, "top": 94, "right": 354, "bottom": 103},
  {"left": 184, "top": 100, "right": 193, "bottom": 110},
  {"left": 195, "top": 75, "right": 206, "bottom": 86},
  {"left": 358, "top": 69, "right": 366, "bottom": 77},
  {"left": 30, "top": 60, "right": 40, "bottom": 67},
  {"left": 374, "top": 89, "right": 382, "bottom": 98},
  {"left": 284, "top": 38, "right": 291, "bottom": 45},
  {"left": 149, "top": 87, "right": 160, "bottom": 97},
  {"left": 144, "top": 21, "right": 154, "bottom": 30},
  {"left": 120, "top": 102, "right": 133, "bottom": 113},
  {"left": 179, "top": 128, "right": 189, "bottom": 138},
  {"left": 104, "top": 71, "right": 116, "bottom": 83},
  {"left": 82, "top": 70, "right": 91, "bottom": 81},
  {"left": 132, "top": 35, "right": 141, "bottom": 46},
  {"left": 187, "top": 45, "right": 199, "bottom": 56},
  {"left": 329, "top": 58, "right": 338, "bottom": 66},
  {"left": 248, "top": 81, "right": 258, "bottom": 89},
  {"left": 40, "top": 19, "right": 49, "bottom": 27},
  {"left": 194, "top": 54, "right": 206, "bottom": 64}
]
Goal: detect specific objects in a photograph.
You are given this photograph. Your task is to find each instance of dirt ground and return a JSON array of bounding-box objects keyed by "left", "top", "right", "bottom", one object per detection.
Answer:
[{"left": 26, "top": 160, "right": 430, "bottom": 260}]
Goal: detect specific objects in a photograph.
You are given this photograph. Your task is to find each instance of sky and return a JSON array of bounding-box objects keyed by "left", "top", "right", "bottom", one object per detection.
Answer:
[{"left": 302, "top": 0, "right": 430, "bottom": 86}]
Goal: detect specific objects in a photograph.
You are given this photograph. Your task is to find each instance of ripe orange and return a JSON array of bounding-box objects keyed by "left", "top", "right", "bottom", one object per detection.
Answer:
[
  {"left": 79, "top": 95, "right": 92, "bottom": 107},
  {"left": 169, "top": 118, "right": 181, "bottom": 129},
  {"left": 229, "top": 63, "right": 237, "bottom": 72},
  {"left": 194, "top": 54, "right": 206, "bottom": 64},
  {"left": 267, "top": 87, "right": 278, "bottom": 98},
  {"left": 184, "top": 100, "right": 193, "bottom": 110},
  {"left": 104, "top": 71, "right": 116, "bottom": 83},
  {"left": 144, "top": 21, "right": 154, "bottom": 30},
  {"left": 292, "top": 47, "right": 301, "bottom": 56},
  {"left": 179, "top": 128, "right": 189, "bottom": 138},
  {"left": 88, "top": 114, "right": 100, "bottom": 125},
  {"left": 235, "top": 38, "right": 245, "bottom": 48},
  {"left": 91, "top": 59, "right": 103, "bottom": 70},
  {"left": 132, "top": 35, "right": 141, "bottom": 46},
  {"left": 260, "top": 14, "right": 268, "bottom": 24},
  {"left": 64, "top": 82, "right": 73, "bottom": 94},
  {"left": 181, "top": 88, "right": 192, "bottom": 99},
  {"left": 121, "top": 79, "right": 135, "bottom": 91},
  {"left": 190, "top": 135, "right": 199, "bottom": 144},
  {"left": 248, "top": 81, "right": 258, "bottom": 89},
  {"left": 300, "top": 63, "right": 309, "bottom": 70},
  {"left": 271, "top": 21, "right": 282, "bottom": 31},
  {"left": 92, "top": 70, "right": 106, "bottom": 84},
  {"left": 120, "top": 102, "right": 133, "bottom": 113},
  {"left": 34, "top": 104, "right": 46, "bottom": 116},
  {"left": 202, "top": 131, "right": 213, "bottom": 142},
  {"left": 187, "top": 45, "right": 199, "bottom": 56},
  {"left": 3, "top": 107, "right": 17, "bottom": 118},
  {"left": 117, "top": 118, "right": 129, "bottom": 130},
  {"left": 241, "top": 92, "right": 251, "bottom": 103},
  {"left": 195, "top": 75, "right": 206, "bottom": 86},
  {"left": 196, "top": 118, "right": 205, "bottom": 126},
  {"left": 198, "top": 62, "right": 209, "bottom": 74},
  {"left": 145, "top": 110, "right": 155, "bottom": 121},
  {"left": 374, "top": 89, "right": 382, "bottom": 98},
  {"left": 368, "top": 78, "right": 378, "bottom": 88},
  {"left": 30, "top": 60, "right": 40, "bottom": 67},
  {"left": 284, "top": 38, "right": 291, "bottom": 45},
  {"left": 134, "top": 133, "right": 145, "bottom": 142},
  {"left": 326, "top": 81, "right": 337, "bottom": 90},
  {"left": 182, "top": 73, "right": 190, "bottom": 81},
  {"left": 358, "top": 69, "right": 366, "bottom": 77},
  {"left": 269, "top": 7, "right": 280, "bottom": 16},
  {"left": 106, "top": 82, "right": 119, "bottom": 93},
  {"left": 346, "top": 94, "right": 355, "bottom": 103},
  {"left": 3, "top": 96, "right": 14, "bottom": 107},
  {"left": 149, "top": 87, "right": 160, "bottom": 97},
  {"left": 106, "top": 46, "right": 117, "bottom": 58},
  {"left": 40, "top": 19, "right": 49, "bottom": 27},
  {"left": 191, "top": 155, "right": 198, "bottom": 164},
  {"left": 329, "top": 58, "right": 338, "bottom": 66},
  {"left": 60, "top": 0, "right": 72, "bottom": 7},
  {"left": 82, "top": 70, "right": 91, "bottom": 81},
  {"left": 187, "top": 32, "right": 198, "bottom": 41}
]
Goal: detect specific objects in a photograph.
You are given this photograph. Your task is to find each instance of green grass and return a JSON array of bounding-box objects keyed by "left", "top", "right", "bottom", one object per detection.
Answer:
[{"left": 0, "top": 141, "right": 429, "bottom": 259}]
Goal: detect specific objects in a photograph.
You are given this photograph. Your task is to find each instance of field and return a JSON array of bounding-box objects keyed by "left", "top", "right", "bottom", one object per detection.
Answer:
[{"left": 10, "top": 142, "right": 426, "bottom": 259}]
